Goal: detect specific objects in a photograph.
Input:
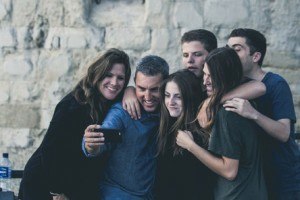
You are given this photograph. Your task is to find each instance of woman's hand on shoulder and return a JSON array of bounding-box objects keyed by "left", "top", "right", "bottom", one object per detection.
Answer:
[{"left": 122, "top": 86, "right": 141, "bottom": 120}]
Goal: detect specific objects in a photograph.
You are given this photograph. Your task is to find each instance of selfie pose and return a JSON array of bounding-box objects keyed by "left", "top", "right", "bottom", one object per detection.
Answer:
[
  {"left": 19, "top": 49, "right": 131, "bottom": 200},
  {"left": 83, "top": 55, "right": 169, "bottom": 200}
]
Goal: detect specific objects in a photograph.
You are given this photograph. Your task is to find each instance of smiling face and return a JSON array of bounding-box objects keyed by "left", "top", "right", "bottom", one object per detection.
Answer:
[
  {"left": 203, "top": 63, "right": 213, "bottom": 97},
  {"left": 164, "top": 81, "right": 183, "bottom": 118},
  {"left": 98, "top": 63, "right": 126, "bottom": 100},
  {"left": 182, "top": 41, "right": 209, "bottom": 78},
  {"left": 135, "top": 72, "right": 163, "bottom": 112}
]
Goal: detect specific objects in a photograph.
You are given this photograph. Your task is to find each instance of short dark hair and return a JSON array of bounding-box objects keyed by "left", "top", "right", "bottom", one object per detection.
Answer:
[
  {"left": 229, "top": 28, "right": 267, "bottom": 66},
  {"left": 134, "top": 55, "right": 169, "bottom": 81},
  {"left": 181, "top": 29, "right": 218, "bottom": 53}
]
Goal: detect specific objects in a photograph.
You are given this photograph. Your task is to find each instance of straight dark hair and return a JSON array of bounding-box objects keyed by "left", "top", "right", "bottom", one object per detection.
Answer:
[
  {"left": 157, "top": 70, "right": 208, "bottom": 156},
  {"left": 205, "top": 47, "right": 243, "bottom": 130},
  {"left": 73, "top": 48, "right": 131, "bottom": 123}
]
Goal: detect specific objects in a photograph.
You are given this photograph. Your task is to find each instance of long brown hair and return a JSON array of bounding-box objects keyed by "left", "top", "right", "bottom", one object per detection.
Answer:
[
  {"left": 204, "top": 47, "right": 243, "bottom": 130},
  {"left": 73, "top": 48, "right": 131, "bottom": 123},
  {"left": 157, "top": 70, "right": 208, "bottom": 156}
]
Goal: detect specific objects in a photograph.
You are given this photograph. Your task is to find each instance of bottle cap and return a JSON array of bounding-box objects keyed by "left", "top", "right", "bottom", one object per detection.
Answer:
[{"left": 3, "top": 153, "right": 8, "bottom": 158}]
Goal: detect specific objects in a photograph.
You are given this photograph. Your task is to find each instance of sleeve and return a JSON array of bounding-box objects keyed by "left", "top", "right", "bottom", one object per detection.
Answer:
[
  {"left": 208, "top": 109, "right": 242, "bottom": 160},
  {"left": 40, "top": 97, "right": 88, "bottom": 194},
  {"left": 270, "top": 79, "right": 296, "bottom": 123},
  {"left": 101, "top": 103, "right": 126, "bottom": 130}
]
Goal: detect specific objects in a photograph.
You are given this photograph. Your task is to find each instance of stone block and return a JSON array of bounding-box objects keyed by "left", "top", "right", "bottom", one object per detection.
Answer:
[
  {"left": 106, "top": 27, "right": 150, "bottom": 50},
  {"left": 145, "top": 0, "right": 169, "bottom": 28},
  {"left": 10, "top": 80, "right": 41, "bottom": 104},
  {"left": 90, "top": 1, "right": 144, "bottom": 27},
  {"left": 173, "top": 2, "right": 203, "bottom": 29},
  {"left": 12, "top": 0, "right": 38, "bottom": 26},
  {"left": 0, "top": 81, "right": 10, "bottom": 104},
  {"left": 0, "top": 128, "right": 31, "bottom": 148},
  {"left": 0, "top": 0, "right": 12, "bottom": 21},
  {"left": 151, "top": 29, "right": 170, "bottom": 50},
  {"left": 3, "top": 54, "right": 32, "bottom": 77},
  {"left": 0, "top": 27, "right": 16, "bottom": 47},
  {"left": 45, "top": 27, "right": 104, "bottom": 49},
  {"left": 40, "top": 107, "right": 55, "bottom": 129},
  {"left": 39, "top": 0, "right": 64, "bottom": 26},
  {"left": 0, "top": 104, "right": 40, "bottom": 128},
  {"left": 64, "top": 0, "right": 92, "bottom": 27},
  {"left": 37, "top": 51, "right": 71, "bottom": 82},
  {"left": 204, "top": 0, "right": 249, "bottom": 27},
  {"left": 264, "top": 51, "right": 300, "bottom": 69}
]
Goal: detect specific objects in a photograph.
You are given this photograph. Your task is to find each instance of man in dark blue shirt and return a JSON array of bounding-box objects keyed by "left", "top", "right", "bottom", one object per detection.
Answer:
[
  {"left": 83, "top": 55, "right": 169, "bottom": 200},
  {"left": 224, "top": 28, "right": 300, "bottom": 200}
]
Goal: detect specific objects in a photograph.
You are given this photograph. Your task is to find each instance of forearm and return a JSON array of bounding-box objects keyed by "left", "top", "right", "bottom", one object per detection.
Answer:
[
  {"left": 254, "top": 112, "right": 290, "bottom": 142},
  {"left": 188, "top": 142, "right": 238, "bottom": 180},
  {"left": 222, "top": 81, "right": 266, "bottom": 102}
]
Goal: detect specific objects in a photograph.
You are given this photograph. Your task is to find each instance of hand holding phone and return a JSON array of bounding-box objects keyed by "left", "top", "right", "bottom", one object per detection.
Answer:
[{"left": 93, "top": 128, "right": 122, "bottom": 143}]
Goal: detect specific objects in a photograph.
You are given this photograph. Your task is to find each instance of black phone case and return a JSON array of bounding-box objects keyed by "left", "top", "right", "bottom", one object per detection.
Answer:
[{"left": 93, "top": 128, "right": 122, "bottom": 143}]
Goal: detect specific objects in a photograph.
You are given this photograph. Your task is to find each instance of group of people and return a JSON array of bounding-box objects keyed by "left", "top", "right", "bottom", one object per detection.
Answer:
[{"left": 18, "top": 28, "right": 300, "bottom": 200}]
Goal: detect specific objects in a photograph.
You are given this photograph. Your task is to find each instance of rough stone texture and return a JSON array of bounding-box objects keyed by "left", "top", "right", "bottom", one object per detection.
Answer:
[{"left": 0, "top": 0, "right": 300, "bottom": 195}]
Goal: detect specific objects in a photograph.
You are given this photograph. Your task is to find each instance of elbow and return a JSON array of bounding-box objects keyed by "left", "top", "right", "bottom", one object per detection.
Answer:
[
  {"left": 223, "top": 168, "right": 238, "bottom": 181},
  {"left": 281, "top": 132, "right": 289, "bottom": 143}
]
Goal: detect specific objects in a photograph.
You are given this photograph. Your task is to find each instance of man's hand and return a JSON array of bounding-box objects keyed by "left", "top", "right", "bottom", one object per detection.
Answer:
[
  {"left": 176, "top": 130, "right": 195, "bottom": 151},
  {"left": 84, "top": 124, "right": 105, "bottom": 155},
  {"left": 223, "top": 98, "right": 259, "bottom": 120},
  {"left": 122, "top": 86, "right": 141, "bottom": 120}
]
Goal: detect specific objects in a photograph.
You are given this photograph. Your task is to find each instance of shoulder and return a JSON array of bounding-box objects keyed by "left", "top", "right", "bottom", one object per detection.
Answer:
[
  {"left": 263, "top": 72, "right": 288, "bottom": 86},
  {"left": 53, "top": 93, "right": 89, "bottom": 120},
  {"left": 105, "top": 102, "right": 130, "bottom": 119}
]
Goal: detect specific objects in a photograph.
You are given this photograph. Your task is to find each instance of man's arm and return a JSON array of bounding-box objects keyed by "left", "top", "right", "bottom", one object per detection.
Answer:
[
  {"left": 223, "top": 98, "right": 290, "bottom": 142},
  {"left": 222, "top": 80, "right": 266, "bottom": 102},
  {"left": 176, "top": 130, "right": 239, "bottom": 180},
  {"left": 83, "top": 124, "right": 105, "bottom": 156},
  {"left": 122, "top": 86, "right": 141, "bottom": 119}
]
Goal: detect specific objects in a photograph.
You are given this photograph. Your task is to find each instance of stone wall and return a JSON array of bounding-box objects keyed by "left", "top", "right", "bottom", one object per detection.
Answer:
[{"left": 0, "top": 0, "right": 299, "bottom": 194}]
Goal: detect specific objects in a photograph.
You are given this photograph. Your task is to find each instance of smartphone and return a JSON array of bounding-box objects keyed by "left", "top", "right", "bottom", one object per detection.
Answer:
[{"left": 93, "top": 128, "right": 122, "bottom": 143}]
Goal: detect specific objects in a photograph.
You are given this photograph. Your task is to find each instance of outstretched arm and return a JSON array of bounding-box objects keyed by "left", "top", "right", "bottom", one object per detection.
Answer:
[
  {"left": 223, "top": 98, "right": 290, "bottom": 142},
  {"left": 222, "top": 80, "right": 266, "bottom": 102},
  {"left": 176, "top": 130, "right": 239, "bottom": 180},
  {"left": 122, "top": 86, "right": 141, "bottom": 120}
]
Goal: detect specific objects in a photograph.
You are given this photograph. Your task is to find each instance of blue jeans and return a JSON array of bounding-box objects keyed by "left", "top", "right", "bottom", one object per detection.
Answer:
[{"left": 100, "top": 184, "right": 152, "bottom": 200}]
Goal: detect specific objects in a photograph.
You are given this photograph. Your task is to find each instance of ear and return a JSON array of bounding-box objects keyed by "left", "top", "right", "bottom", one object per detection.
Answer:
[{"left": 252, "top": 52, "right": 261, "bottom": 63}]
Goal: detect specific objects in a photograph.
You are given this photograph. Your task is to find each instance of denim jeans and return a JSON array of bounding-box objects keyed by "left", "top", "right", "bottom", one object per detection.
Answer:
[{"left": 100, "top": 184, "right": 153, "bottom": 200}]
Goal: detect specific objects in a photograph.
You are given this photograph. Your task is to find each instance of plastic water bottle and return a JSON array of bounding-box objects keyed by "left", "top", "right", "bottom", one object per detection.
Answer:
[{"left": 0, "top": 153, "right": 12, "bottom": 191}]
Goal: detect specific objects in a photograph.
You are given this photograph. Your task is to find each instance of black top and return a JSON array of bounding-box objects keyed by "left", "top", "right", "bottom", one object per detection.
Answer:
[
  {"left": 19, "top": 93, "right": 109, "bottom": 200},
  {"left": 155, "top": 133, "right": 215, "bottom": 200}
]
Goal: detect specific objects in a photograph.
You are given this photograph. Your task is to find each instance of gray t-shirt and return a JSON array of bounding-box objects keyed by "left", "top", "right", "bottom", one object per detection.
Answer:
[{"left": 208, "top": 107, "right": 267, "bottom": 200}]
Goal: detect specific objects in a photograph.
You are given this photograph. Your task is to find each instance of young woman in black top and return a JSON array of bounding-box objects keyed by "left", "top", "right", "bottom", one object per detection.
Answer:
[
  {"left": 155, "top": 69, "right": 213, "bottom": 200},
  {"left": 19, "top": 48, "right": 131, "bottom": 200}
]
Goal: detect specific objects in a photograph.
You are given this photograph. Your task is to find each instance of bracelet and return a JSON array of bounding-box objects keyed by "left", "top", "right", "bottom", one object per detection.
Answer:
[{"left": 50, "top": 192, "right": 61, "bottom": 196}]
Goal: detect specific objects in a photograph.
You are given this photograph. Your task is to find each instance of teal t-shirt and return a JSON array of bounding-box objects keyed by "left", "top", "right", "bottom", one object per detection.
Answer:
[{"left": 208, "top": 107, "right": 267, "bottom": 200}]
